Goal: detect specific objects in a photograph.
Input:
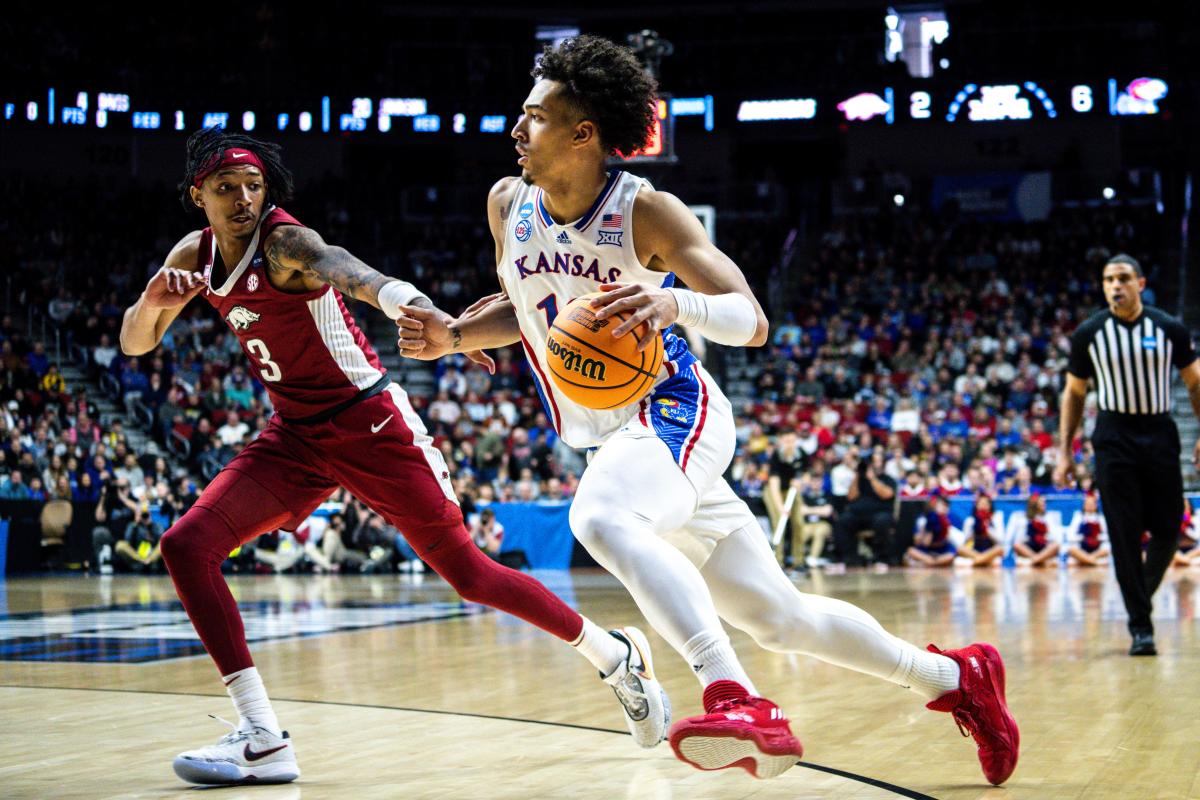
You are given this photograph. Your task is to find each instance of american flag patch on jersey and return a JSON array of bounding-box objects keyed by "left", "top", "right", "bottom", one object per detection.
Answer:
[{"left": 601, "top": 213, "right": 623, "bottom": 228}]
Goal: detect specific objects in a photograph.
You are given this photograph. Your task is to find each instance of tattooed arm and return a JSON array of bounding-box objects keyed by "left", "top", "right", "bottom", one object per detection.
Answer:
[{"left": 262, "top": 225, "right": 438, "bottom": 313}]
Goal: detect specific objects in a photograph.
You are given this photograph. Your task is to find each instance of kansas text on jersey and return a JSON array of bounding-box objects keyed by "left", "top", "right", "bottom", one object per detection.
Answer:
[{"left": 500, "top": 171, "right": 708, "bottom": 450}]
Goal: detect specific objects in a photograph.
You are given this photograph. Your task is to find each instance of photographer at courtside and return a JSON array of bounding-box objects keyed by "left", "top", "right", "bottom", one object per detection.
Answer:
[{"left": 831, "top": 451, "right": 898, "bottom": 569}]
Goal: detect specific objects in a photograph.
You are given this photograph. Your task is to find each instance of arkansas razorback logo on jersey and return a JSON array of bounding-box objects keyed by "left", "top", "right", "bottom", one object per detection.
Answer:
[{"left": 226, "top": 306, "right": 261, "bottom": 331}]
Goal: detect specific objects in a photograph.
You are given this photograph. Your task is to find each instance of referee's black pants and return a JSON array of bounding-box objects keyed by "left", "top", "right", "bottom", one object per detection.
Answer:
[{"left": 1092, "top": 412, "right": 1183, "bottom": 636}]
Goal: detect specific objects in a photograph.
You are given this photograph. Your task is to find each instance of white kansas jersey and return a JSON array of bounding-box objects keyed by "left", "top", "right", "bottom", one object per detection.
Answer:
[{"left": 500, "top": 170, "right": 702, "bottom": 449}]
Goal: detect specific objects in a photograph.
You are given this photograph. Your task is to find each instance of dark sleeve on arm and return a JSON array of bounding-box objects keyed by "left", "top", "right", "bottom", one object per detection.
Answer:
[
  {"left": 1168, "top": 317, "right": 1198, "bottom": 369},
  {"left": 1066, "top": 321, "right": 1095, "bottom": 379}
]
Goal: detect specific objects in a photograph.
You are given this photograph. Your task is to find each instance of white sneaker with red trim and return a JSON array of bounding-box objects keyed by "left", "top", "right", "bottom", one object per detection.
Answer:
[{"left": 172, "top": 716, "right": 299, "bottom": 785}]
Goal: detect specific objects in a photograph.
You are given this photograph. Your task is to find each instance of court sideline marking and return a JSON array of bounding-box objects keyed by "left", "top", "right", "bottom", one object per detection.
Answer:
[{"left": 0, "top": 683, "right": 937, "bottom": 798}]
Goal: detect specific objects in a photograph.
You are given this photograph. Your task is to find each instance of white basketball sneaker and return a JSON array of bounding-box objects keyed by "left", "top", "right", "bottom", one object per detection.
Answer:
[
  {"left": 604, "top": 627, "right": 671, "bottom": 748},
  {"left": 172, "top": 716, "right": 300, "bottom": 785}
]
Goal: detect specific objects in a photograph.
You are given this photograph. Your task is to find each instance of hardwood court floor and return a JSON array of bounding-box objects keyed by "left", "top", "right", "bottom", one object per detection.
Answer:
[{"left": 1, "top": 565, "right": 1198, "bottom": 799}]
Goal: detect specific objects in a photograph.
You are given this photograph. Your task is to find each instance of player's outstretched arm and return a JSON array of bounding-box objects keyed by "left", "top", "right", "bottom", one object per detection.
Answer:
[
  {"left": 261, "top": 224, "right": 501, "bottom": 368},
  {"left": 590, "top": 189, "right": 770, "bottom": 351},
  {"left": 262, "top": 224, "right": 438, "bottom": 315},
  {"left": 395, "top": 176, "right": 526, "bottom": 367},
  {"left": 395, "top": 292, "right": 521, "bottom": 367},
  {"left": 120, "top": 231, "right": 206, "bottom": 356}
]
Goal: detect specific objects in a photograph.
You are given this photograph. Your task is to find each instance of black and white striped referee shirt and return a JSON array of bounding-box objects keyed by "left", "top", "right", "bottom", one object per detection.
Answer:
[{"left": 1067, "top": 306, "right": 1197, "bottom": 414}]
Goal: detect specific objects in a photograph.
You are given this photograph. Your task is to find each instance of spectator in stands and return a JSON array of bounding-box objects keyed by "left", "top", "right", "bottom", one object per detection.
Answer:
[
  {"left": 427, "top": 391, "right": 461, "bottom": 426},
  {"left": 831, "top": 451, "right": 897, "bottom": 569},
  {"left": 43, "top": 453, "right": 67, "bottom": 492},
  {"left": 68, "top": 412, "right": 101, "bottom": 450},
  {"left": 157, "top": 386, "right": 185, "bottom": 441},
  {"left": 795, "top": 367, "right": 825, "bottom": 402},
  {"left": 439, "top": 365, "right": 467, "bottom": 398},
  {"left": 40, "top": 362, "right": 66, "bottom": 395},
  {"left": 26, "top": 476, "right": 47, "bottom": 501},
  {"left": 73, "top": 471, "right": 101, "bottom": 503},
  {"left": 175, "top": 477, "right": 199, "bottom": 515},
  {"left": 0, "top": 469, "right": 32, "bottom": 499},
  {"left": 224, "top": 366, "right": 255, "bottom": 409},
  {"left": 899, "top": 469, "right": 928, "bottom": 499},
  {"left": 48, "top": 288, "right": 76, "bottom": 326},
  {"left": 118, "top": 357, "right": 150, "bottom": 410},
  {"left": 27, "top": 341, "right": 49, "bottom": 378},
  {"left": 202, "top": 377, "right": 227, "bottom": 415},
  {"left": 92, "top": 477, "right": 139, "bottom": 572},
  {"left": 890, "top": 397, "right": 921, "bottom": 434},
  {"left": 216, "top": 410, "right": 249, "bottom": 447},
  {"left": 114, "top": 453, "right": 144, "bottom": 488},
  {"left": 936, "top": 463, "right": 966, "bottom": 496},
  {"left": 829, "top": 448, "right": 858, "bottom": 512},
  {"left": 117, "top": 510, "right": 165, "bottom": 571},
  {"left": 513, "top": 468, "right": 541, "bottom": 501},
  {"left": 50, "top": 475, "right": 72, "bottom": 501}
]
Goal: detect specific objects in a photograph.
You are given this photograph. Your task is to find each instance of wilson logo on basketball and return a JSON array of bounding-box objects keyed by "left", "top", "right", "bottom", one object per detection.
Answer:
[
  {"left": 565, "top": 306, "right": 610, "bottom": 334},
  {"left": 547, "top": 336, "right": 607, "bottom": 381},
  {"left": 545, "top": 294, "right": 662, "bottom": 411}
]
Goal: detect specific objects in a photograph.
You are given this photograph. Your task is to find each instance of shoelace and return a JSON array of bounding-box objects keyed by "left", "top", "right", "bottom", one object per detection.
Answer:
[
  {"left": 708, "top": 696, "right": 762, "bottom": 715},
  {"left": 950, "top": 699, "right": 986, "bottom": 742},
  {"left": 209, "top": 714, "right": 252, "bottom": 745}
]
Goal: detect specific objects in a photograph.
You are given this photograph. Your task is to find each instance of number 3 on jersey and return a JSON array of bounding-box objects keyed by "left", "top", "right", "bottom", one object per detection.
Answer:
[{"left": 246, "top": 338, "right": 282, "bottom": 382}]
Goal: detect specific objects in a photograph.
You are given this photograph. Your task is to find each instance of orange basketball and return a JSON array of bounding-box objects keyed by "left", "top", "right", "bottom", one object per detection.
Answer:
[{"left": 545, "top": 293, "right": 664, "bottom": 410}]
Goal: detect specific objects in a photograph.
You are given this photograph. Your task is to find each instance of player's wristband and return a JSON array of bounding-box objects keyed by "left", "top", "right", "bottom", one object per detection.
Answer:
[
  {"left": 667, "top": 288, "right": 758, "bottom": 346},
  {"left": 377, "top": 280, "right": 431, "bottom": 320}
]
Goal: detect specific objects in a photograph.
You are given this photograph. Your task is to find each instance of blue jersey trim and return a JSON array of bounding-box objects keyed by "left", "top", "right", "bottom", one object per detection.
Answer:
[{"left": 574, "top": 170, "right": 622, "bottom": 231}]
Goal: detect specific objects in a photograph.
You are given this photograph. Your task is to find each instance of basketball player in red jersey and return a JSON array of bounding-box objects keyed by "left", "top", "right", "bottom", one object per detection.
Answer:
[
  {"left": 398, "top": 36, "right": 1019, "bottom": 785},
  {"left": 119, "top": 128, "right": 669, "bottom": 785}
]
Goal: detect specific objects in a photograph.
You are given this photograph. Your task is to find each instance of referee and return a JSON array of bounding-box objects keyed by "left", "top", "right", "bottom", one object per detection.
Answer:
[{"left": 1055, "top": 254, "right": 1200, "bottom": 656}]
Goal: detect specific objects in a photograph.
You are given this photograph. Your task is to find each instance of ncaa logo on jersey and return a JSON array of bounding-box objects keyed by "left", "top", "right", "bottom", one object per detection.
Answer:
[
  {"left": 226, "top": 306, "right": 261, "bottom": 331},
  {"left": 1142, "top": 336, "right": 1158, "bottom": 349},
  {"left": 518, "top": 202, "right": 534, "bottom": 220},
  {"left": 246, "top": 273, "right": 259, "bottom": 292},
  {"left": 515, "top": 219, "right": 533, "bottom": 242}
]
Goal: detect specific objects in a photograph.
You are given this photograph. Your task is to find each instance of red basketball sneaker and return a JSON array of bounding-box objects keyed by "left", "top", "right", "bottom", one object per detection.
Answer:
[
  {"left": 667, "top": 681, "right": 803, "bottom": 779},
  {"left": 925, "top": 642, "right": 1019, "bottom": 785}
]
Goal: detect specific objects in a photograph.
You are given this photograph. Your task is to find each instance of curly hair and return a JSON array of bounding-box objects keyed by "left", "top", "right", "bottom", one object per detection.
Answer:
[
  {"left": 532, "top": 35, "right": 658, "bottom": 158},
  {"left": 178, "top": 127, "right": 295, "bottom": 213}
]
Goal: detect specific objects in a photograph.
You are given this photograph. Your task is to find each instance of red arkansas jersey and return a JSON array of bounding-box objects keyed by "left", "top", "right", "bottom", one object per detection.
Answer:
[{"left": 197, "top": 207, "right": 386, "bottom": 420}]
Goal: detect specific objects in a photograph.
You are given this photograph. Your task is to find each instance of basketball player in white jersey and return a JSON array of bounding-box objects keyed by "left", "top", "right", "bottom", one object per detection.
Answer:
[{"left": 398, "top": 35, "right": 1018, "bottom": 784}]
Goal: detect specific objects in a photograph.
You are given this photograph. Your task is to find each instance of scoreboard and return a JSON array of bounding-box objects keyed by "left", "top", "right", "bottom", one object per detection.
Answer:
[
  {"left": 737, "top": 77, "right": 1169, "bottom": 125},
  {"left": 2, "top": 76, "right": 1167, "bottom": 156}
]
